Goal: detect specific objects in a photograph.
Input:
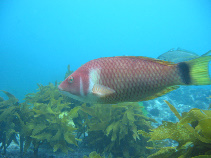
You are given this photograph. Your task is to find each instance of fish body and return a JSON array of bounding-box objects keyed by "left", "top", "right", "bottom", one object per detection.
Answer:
[
  {"left": 58, "top": 56, "right": 211, "bottom": 104},
  {"left": 157, "top": 48, "right": 211, "bottom": 63}
]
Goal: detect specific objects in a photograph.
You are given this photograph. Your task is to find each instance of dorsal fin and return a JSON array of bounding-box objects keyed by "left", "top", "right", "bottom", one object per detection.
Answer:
[
  {"left": 141, "top": 86, "right": 179, "bottom": 101},
  {"left": 201, "top": 50, "right": 211, "bottom": 57},
  {"left": 114, "top": 56, "right": 175, "bottom": 66},
  {"left": 176, "top": 48, "right": 199, "bottom": 56}
]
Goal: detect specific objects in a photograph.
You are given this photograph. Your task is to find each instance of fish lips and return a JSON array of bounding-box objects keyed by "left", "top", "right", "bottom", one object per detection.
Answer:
[{"left": 58, "top": 85, "right": 63, "bottom": 91}]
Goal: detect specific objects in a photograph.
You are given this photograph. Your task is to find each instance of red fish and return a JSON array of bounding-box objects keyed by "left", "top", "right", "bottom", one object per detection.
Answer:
[{"left": 58, "top": 56, "right": 211, "bottom": 104}]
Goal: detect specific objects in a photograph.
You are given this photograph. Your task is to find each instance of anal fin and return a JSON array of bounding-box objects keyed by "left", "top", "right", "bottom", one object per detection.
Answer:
[{"left": 141, "top": 86, "right": 179, "bottom": 101}]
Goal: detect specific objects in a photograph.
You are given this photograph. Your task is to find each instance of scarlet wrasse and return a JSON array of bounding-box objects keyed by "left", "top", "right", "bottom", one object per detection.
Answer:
[{"left": 58, "top": 56, "right": 211, "bottom": 104}]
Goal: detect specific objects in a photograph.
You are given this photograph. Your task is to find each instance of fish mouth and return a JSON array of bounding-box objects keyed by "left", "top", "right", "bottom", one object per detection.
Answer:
[{"left": 58, "top": 85, "right": 64, "bottom": 91}]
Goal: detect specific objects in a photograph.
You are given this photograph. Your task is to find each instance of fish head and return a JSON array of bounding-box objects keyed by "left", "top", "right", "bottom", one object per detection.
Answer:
[
  {"left": 58, "top": 67, "right": 90, "bottom": 100},
  {"left": 58, "top": 64, "right": 116, "bottom": 103}
]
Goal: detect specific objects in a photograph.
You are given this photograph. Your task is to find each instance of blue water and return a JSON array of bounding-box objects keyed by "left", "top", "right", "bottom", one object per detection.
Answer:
[{"left": 0, "top": 0, "right": 211, "bottom": 101}]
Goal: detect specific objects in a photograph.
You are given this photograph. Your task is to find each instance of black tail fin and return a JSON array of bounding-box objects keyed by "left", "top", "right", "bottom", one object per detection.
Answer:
[{"left": 177, "top": 56, "right": 211, "bottom": 85}]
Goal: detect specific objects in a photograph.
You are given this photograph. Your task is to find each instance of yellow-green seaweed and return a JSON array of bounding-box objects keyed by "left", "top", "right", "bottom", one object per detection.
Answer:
[
  {"left": 0, "top": 82, "right": 82, "bottom": 157},
  {"left": 139, "top": 100, "right": 211, "bottom": 158},
  {"left": 0, "top": 91, "right": 20, "bottom": 154},
  {"left": 83, "top": 151, "right": 112, "bottom": 158},
  {"left": 81, "top": 102, "right": 155, "bottom": 157}
]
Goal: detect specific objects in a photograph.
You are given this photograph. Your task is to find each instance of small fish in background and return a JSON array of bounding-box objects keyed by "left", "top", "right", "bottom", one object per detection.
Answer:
[
  {"left": 157, "top": 48, "right": 211, "bottom": 63},
  {"left": 58, "top": 55, "right": 211, "bottom": 104}
]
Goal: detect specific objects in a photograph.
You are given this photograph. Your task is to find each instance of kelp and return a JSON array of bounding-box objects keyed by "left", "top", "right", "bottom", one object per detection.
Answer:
[
  {"left": 3, "top": 64, "right": 210, "bottom": 158},
  {"left": 0, "top": 91, "right": 20, "bottom": 154},
  {"left": 2, "top": 84, "right": 210, "bottom": 158},
  {"left": 21, "top": 83, "right": 81, "bottom": 156},
  {"left": 0, "top": 90, "right": 19, "bottom": 108},
  {"left": 0, "top": 83, "right": 82, "bottom": 157},
  {"left": 0, "top": 67, "right": 82, "bottom": 157},
  {"left": 24, "top": 81, "right": 81, "bottom": 106},
  {"left": 81, "top": 102, "right": 155, "bottom": 157},
  {"left": 16, "top": 99, "right": 81, "bottom": 155},
  {"left": 208, "top": 96, "right": 211, "bottom": 110},
  {"left": 24, "top": 82, "right": 61, "bottom": 104},
  {"left": 64, "top": 64, "right": 74, "bottom": 79},
  {"left": 139, "top": 100, "right": 211, "bottom": 158},
  {"left": 83, "top": 151, "right": 112, "bottom": 158}
]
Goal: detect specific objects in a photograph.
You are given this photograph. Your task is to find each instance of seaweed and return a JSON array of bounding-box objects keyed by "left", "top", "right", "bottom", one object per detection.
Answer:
[
  {"left": 81, "top": 102, "right": 155, "bottom": 157},
  {"left": 21, "top": 83, "right": 82, "bottom": 156},
  {"left": 2, "top": 82, "right": 210, "bottom": 158},
  {"left": 0, "top": 83, "right": 82, "bottom": 157},
  {"left": 0, "top": 91, "right": 20, "bottom": 155},
  {"left": 16, "top": 100, "right": 81, "bottom": 155},
  {"left": 83, "top": 151, "right": 112, "bottom": 158},
  {"left": 24, "top": 82, "right": 62, "bottom": 104},
  {"left": 64, "top": 64, "right": 74, "bottom": 79},
  {"left": 5, "top": 64, "right": 210, "bottom": 158},
  {"left": 0, "top": 66, "right": 82, "bottom": 157},
  {"left": 139, "top": 100, "right": 211, "bottom": 158}
]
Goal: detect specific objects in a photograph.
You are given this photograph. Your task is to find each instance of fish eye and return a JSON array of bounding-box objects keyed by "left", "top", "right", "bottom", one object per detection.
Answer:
[{"left": 68, "top": 76, "right": 74, "bottom": 83}]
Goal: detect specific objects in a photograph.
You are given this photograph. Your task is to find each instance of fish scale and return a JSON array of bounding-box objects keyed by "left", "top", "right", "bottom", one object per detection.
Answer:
[
  {"left": 86, "top": 57, "right": 179, "bottom": 103},
  {"left": 58, "top": 56, "right": 211, "bottom": 104}
]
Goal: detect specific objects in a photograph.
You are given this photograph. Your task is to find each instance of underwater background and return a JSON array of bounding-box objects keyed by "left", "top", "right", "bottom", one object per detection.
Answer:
[
  {"left": 0, "top": 0, "right": 211, "bottom": 158},
  {"left": 0, "top": 0, "right": 211, "bottom": 101}
]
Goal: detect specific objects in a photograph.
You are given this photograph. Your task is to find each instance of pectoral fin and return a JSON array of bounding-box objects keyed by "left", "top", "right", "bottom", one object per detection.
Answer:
[{"left": 92, "top": 84, "right": 115, "bottom": 97}]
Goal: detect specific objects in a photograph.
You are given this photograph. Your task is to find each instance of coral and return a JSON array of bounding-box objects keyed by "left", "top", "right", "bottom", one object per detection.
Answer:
[{"left": 139, "top": 100, "right": 211, "bottom": 158}]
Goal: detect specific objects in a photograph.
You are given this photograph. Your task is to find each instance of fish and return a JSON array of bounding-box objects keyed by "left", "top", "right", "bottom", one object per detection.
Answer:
[
  {"left": 58, "top": 56, "right": 211, "bottom": 104},
  {"left": 157, "top": 48, "right": 211, "bottom": 63}
]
